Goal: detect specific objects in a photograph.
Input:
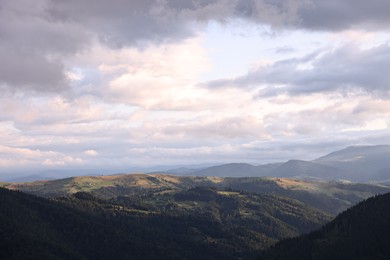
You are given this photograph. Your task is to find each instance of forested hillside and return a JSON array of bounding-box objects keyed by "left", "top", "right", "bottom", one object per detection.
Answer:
[
  {"left": 260, "top": 192, "right": 390, "bottom": 260},
  {"left": 4, "top": 174, "right": 388, "bottom": 216},
  {"left": 0, "top": 187, "right": 330, "bottom": 260}
]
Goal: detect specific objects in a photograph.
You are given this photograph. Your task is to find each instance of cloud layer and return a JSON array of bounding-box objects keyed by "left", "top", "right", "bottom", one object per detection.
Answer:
[
  {"left": 2, "top": 0, "right": 389, "bottom": 93},
  {"left": 207, "top": 43, "right": 390, "bottom": 97},
  {"left": 1, "top": 0, "right": 390, "bottom": 175}
]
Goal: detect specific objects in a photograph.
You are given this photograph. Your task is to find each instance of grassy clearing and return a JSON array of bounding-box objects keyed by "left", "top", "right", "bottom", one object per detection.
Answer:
[{"left": 217, "top": 191, "right": 240, "bottom": 196}]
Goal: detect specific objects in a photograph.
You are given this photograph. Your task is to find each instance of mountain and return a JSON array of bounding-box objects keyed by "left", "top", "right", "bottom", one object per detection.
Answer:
[
  {"left": 191, "top": 163, "right": 279, "bottom": 177},
  {"left": 271, "top": 160, "right": 344, "bottom": 180},
  {"left": 260, "top": 192, "right": 390, "bottom": 260},
  {"left": 1, "top": 169, "right": 110, "bottom": 182},
  {"left": 190, "top": 160, "right": 345, "bottom": 180},
  {"left": 0, "top": 187, "right": 331, "bottom": 260},
  {"left": 3, "top": 174, "right": 389, "bottom": 215},
  {"left": 314, "top": 145, "right": 390, "bottom": 181},
  {"left": 163, "top": 167, "right": 202, "bottom": 175},
  {"left": 163, "top": 163, "right": 221, "bottom": 175},
  {"left": 3, "top": 145, "right": 389, "bottom": 182},
  {"left": 182, "top": 145, "right": 390, "bottom": 182}
]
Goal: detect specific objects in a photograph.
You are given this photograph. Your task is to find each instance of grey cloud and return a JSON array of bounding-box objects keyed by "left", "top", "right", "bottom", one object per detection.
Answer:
[
  {"left": 0, "top": 0, "right": 196, "bottom": 93},
  {"left": 48, "top": 0, "right": 196, "bottom": 47},
  {"left": 0, "top": 0, "right": 89, "bottom": 55},
  {"left": 199, "top": 0, "right": 390, "bottom": 31},
  {"left": 46, "top": 0, "right": 316, "bottom": 48},
  {"left": 0, "top": 0, "right": 89, "bottom": 93},
  {"left": 2, "top": 0, "right": 389, "bottom": 94},
  {"left": 300, "top": 0, "right": 390, "bottom": 31},
  {"left": 39, "top": 0, "right": 390, "bottom": 54},
  {"left": 0, "top": 47, "right": 67, "bottom": 92},
  {"left": 274, "top": 46, "right": 296, "bottom": 54},
  {"left": 207, "top": 43, "right": 390, "bottom": 97}
]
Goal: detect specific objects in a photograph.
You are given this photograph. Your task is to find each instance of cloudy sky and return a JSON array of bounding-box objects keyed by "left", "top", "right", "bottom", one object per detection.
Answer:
[{"left": 1, "top": 0, "right": 390, "bottom": 176}]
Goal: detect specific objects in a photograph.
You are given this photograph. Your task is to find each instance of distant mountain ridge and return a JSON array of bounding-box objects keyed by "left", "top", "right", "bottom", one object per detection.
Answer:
[
  {"left": 2, "top": 145, "right": 389, "bottom": 183},
  {"left": 191, "top": 163, "right": 280, "bottom": 177},
  {"left": 189, "top": 145, "right": 390, "bottom": 182},
  {"left": 314, "top": 145, "right": 390, "bottom": 181}
]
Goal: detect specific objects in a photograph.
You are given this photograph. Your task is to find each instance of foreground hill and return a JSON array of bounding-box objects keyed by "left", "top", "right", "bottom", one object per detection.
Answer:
[
  {"left": 260, "top": 192, "right": 390, "bottom": 260},
  {"left": 0, "top": 187, "right": 330, "bottom": 259},
  {"left": 3, "top": 174, "right": 389, "bottom": 215}
]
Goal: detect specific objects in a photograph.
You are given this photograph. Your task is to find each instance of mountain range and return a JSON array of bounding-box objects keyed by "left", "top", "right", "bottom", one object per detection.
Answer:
[
  {"left": 185, "top": 145, "right": 390, "bottom": 182},
  {"left": 3, "top": 145, "right": 389, "bottom": 183},
  {"left": 2, "top": 145, "right": 390, "bottom": 259}
]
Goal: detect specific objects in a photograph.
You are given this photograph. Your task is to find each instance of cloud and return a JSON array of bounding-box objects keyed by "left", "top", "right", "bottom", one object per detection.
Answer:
[
  {"left": 273, "top": 46, "right": 296, "bottom": 54},
  {"left": 299, "top": 0, "right": 390, "bottom": 31},
  {"left": 0, "top": 144, "right": 84, "bottom": 168},
  {"left": 47, "top": 0, "right": 311, "bottom": 47},
  {"left": 207, "top": 43, "right": 390, "bottom": 97},
  {"left": 2, "top": 0, "right": 389, "bottom": 94},
  {"left": 2, "top": 0, "right": 390, "bottom": 175},
  {"left": 1, "top": 92, "right": 390, "bottom": 171},
  {"left": 162, "top": 116, "right": 270, "bottom": 139},
  {"left": 0, "top": 95, "right": 109, "bottom": 128},
  {"left": 84, "top": 149, "right": 98, "bottom": 156},
  {"left": 0, "top": 48, "right": 67, "bottom": 92},
  {"left": 0, "top": 0, "right": 89, "bottom": 93},
  {"left": 46, "top": 0, "right": 390, "bottom": 48}
]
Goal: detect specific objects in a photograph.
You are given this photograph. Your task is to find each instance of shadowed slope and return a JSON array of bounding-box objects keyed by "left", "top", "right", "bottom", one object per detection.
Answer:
[
  {"left": 260, "top": 192, "right": 390, "bottom": 260},
  {"left": 0, "top": 187, "right": 331, "bottom": 260}
]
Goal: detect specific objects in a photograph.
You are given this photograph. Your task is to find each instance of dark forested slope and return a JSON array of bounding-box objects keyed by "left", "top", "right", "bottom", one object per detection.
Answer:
[
  {"left": 260, "top": 192, "right": 390, "bottom": 260},
  {"left": 0, "top": 187, "right": 330, "bottom": 260}
]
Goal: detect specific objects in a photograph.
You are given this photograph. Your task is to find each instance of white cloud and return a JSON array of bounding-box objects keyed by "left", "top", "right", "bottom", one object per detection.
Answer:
[
  {"left": 103, "top": 38, "right": 212, "bottom": 109},
  {"left": 42, "top": 156, "right": 83, "bottom": 166},
  {"left": 0, "top": 144, "right": 84, "bottom": 169},
  {"left": 84, "top": 149, "right": 98, "bottom": 156}
]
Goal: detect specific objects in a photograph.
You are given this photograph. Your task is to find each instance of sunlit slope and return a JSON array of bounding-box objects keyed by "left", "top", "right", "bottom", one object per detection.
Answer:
[
  {"left": 3, "top": 174, "right": 223, "bottom": 197},
  {"left": 3, "top": 174, "right": 389, "bottom": 215}
]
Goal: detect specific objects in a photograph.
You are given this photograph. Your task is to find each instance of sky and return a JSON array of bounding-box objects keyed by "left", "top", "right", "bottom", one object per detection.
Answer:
[{"left": 1, "top": 0, "right": 390, "bottom": 176}]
